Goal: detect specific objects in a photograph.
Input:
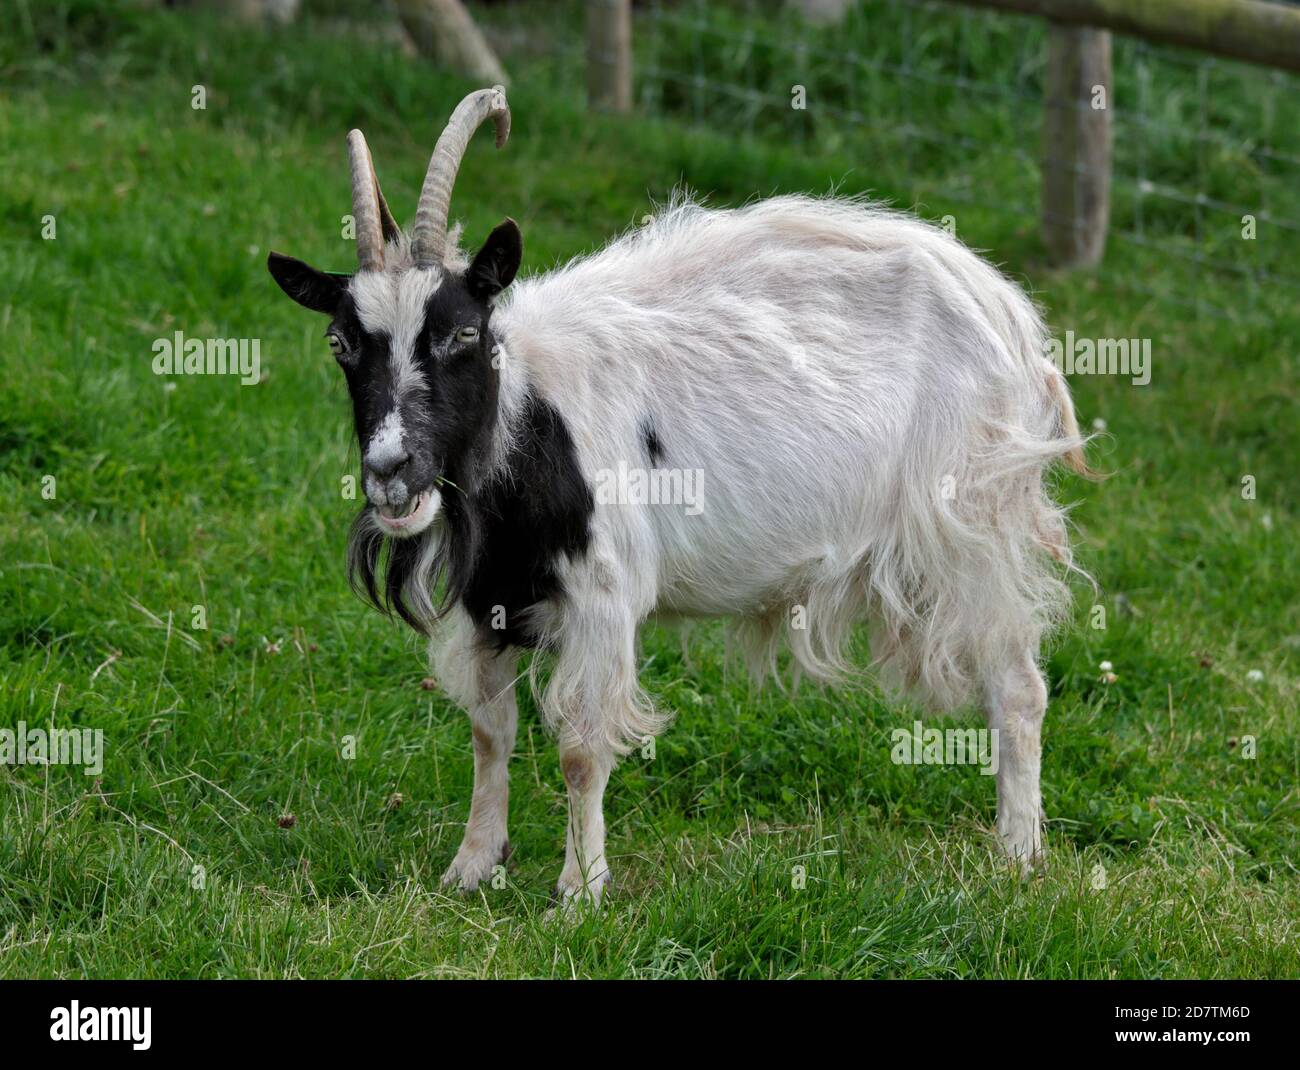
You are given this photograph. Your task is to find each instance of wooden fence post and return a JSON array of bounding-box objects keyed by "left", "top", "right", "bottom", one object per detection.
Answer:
[
  {"left": 587, "top": 0, "right": 633, "bottom": 112},
  {"left": 1041, "top": 22, "right": 1112, "bottom": 267}
]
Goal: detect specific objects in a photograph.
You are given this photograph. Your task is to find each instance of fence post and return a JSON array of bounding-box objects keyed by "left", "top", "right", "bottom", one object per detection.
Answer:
[
  {"left": 1041, "top": 22, "right": 1111, "bottom": 268},
  {"left": 587, "top": 0, "right": 633, "bottom": 112}
]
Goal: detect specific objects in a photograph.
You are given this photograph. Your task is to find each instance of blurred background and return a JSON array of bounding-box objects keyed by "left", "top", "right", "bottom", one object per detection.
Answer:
[{"left": 55, "top": 0, "right": 1300, "bottom": 310}]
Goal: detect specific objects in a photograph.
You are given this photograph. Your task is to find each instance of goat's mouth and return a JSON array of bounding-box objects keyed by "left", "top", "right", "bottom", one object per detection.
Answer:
[{"left": 373, "top": 488, "right": 439, "bottom": 538}]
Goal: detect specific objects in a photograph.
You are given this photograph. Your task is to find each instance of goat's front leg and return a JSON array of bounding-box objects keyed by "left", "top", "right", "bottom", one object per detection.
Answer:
[
  {"left": 437, "top": 627, "right": 519, "bottom": 892},
  {"left": 556, "top": 740, "right": 615, "bottom": 904},
  {"left": 544, "top": 595, "right": 664, "bottom": 906}
]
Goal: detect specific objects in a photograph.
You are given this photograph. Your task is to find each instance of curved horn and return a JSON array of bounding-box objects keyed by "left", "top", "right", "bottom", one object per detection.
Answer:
[
  {"left": 347, "top": 129, "right": 387, "bottom": 272},
  {"left": 411, "top": 86, "right": 510, "bottom": 269}
]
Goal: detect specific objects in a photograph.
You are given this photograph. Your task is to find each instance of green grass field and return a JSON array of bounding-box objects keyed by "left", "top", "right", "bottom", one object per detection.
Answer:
[{"left": 1, "top": 0, "right": 1297, "bottom": 978}]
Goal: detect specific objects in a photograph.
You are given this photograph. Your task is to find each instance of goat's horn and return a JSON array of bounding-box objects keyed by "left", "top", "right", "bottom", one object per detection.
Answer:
[
  {"left": 411, "top": 86, "right": 510, "bottom": 269},
  {"left": 347, "top": 129, "right": 388, "bottom": 272}
]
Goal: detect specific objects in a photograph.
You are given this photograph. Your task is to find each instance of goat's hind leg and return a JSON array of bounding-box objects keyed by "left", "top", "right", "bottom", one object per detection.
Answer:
[
  {"left": 983, "top": 645, "right": 1049, "bottom": 871},
  {"left": 436, "top": 615, "right": 519, "bottom": 892}
]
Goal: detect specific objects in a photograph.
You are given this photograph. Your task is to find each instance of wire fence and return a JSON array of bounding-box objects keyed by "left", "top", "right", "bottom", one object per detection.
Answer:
[{"left": 520, "top": 0, "right": 1300, "bottom": 324}]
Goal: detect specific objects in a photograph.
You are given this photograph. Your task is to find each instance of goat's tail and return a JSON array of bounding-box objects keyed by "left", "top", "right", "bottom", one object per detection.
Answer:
[{"left": 1044, "top": 361, "right": 1099, "bottom": 480}]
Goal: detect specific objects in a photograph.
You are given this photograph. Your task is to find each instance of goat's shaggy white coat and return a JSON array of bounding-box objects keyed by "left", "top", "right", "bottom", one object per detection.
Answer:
[{"left": 391, "top": 195, "right": 1085, "bottom": 899}]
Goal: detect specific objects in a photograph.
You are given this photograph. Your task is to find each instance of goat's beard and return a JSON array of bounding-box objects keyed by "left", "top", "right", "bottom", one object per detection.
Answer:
[
  {"left": 345, "top": 446, "right": 493, "bottom": 634},
  {"left": 346, "top": 508, "right": 446, "bottom": 634}
]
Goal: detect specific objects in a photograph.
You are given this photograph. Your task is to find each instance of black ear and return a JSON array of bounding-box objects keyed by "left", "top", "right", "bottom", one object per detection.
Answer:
[
  {"left": 267, "top": 252, "right": 347, "bottom": 314},
  {"left": 466, "top": 218, "right": 523, "bottom": 301}
]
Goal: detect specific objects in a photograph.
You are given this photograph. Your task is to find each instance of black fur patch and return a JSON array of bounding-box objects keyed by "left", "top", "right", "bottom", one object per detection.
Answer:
[
  {"left": 442, "top": 391, "right": 594, "bottom": 649},
  {"left": 642, "top": 418, "right": 664, "bottom": 465}
]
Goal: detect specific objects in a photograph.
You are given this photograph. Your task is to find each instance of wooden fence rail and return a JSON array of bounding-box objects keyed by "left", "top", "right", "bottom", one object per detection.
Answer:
[{"left": 946, "top": 0, "right": 1300, "bottom": 75}]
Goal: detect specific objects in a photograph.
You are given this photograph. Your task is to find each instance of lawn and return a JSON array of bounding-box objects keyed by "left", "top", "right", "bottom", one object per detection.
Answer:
[{"left": 0, "top": 0, "right": 1296, "bottom": 978}]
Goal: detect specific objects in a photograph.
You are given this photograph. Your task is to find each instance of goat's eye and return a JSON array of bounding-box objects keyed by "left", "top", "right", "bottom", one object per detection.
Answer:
[
  {"left": 326, "top": 331, "right": 346, "bottom": 358},
  {"left": 455, "top": 326, "right": 479, "bottom": 344}
]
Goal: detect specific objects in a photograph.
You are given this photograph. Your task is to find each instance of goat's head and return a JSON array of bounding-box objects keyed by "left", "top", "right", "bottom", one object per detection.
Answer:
[{"left": 267, "top": 87, "right": 522, "bottom": 543}]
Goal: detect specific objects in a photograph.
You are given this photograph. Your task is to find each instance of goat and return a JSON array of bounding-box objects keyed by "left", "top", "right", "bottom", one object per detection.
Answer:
[{"left": 267, "top": 87, "right": 1090, "bottom": 903}]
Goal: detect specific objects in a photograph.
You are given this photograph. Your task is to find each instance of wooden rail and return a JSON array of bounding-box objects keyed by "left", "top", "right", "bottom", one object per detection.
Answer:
[{"left": 945, "top": 0, "right": 1300, "bottom": 74}]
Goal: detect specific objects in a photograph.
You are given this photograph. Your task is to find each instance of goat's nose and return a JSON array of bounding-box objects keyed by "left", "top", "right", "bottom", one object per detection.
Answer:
[{"left": 366, "top": 451, "right": 410, "bottom": 482}]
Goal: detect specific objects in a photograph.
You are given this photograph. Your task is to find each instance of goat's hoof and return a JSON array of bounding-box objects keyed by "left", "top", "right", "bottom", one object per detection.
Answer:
[
  {"left": 440, "top": 840, "right": 511, "bottom": 893},
  {"left": 544, "top": 870, "right": 610, "bottom": 920},
  {"left": 998, "top": 838, "right": 1046, "bottom": 877},
  {"left": 996, "top": 814, "right": 1046, "bottom": 876}
]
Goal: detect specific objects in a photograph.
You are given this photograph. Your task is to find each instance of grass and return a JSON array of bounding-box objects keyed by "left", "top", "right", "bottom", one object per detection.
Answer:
[{"left": 0, "top": 0, "right": 1296, "bottom": 978}]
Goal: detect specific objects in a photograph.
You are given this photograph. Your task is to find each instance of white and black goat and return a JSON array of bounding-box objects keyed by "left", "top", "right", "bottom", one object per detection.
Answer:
[{"left": 268, "top": 87, "right": 1091, "bottom": 903}]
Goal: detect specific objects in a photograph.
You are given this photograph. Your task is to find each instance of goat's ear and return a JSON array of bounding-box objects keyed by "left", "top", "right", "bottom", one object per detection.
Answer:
[
  {"left": 466, "top": 218, "right": 522, "bottom": 301},
  {"left": 267, "top": 252, "right": 347, "bottom": 314}
]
